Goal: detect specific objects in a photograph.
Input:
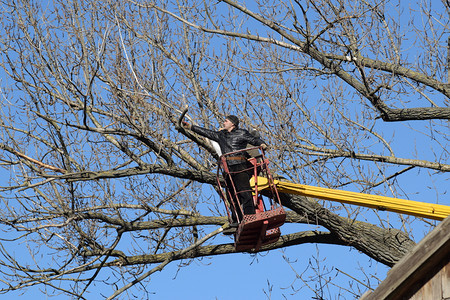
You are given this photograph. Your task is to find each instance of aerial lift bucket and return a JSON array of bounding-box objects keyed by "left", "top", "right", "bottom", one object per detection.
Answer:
[{"left": 216, "top": 146, "right": 286, "bottom": 252}]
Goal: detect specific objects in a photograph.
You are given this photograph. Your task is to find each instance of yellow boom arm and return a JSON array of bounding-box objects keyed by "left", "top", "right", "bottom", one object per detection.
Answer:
[{"left": 251, "top": 177, "right": 450, "bottom": 221}]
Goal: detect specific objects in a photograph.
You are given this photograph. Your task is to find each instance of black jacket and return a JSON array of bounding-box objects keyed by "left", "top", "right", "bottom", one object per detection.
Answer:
[{"left": 191, "top": 125, "right": 266, "bottom": 164}]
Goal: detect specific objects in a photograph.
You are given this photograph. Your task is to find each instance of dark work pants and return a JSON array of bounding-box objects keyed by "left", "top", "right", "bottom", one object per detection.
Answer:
[{"left": 226, "top": 163, "right": 255, "bottom": 222}]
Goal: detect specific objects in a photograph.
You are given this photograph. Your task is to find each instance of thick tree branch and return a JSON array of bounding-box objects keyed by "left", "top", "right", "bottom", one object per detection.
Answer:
[
  {"left": 79, "top": 230, "right": 343, "bottom": 270},
  {"left": 279, "top": 193, "right": 416, "bottom": 266},
  {"left": 326, "top": 54, "right": 450, "bottom": 99},
  {"left": 376, "top": 107, "right": 450, "bottom": 122}
]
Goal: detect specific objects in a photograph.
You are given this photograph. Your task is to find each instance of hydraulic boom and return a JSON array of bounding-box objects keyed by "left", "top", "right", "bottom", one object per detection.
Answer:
[{"left": 252, "top": 177, "right": 450, "bottom": 221}]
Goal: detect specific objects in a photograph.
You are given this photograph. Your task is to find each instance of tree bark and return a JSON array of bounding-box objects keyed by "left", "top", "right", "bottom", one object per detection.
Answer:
[
  {"left": 379, "top": 107, "right": 450, "bottom": 122},
  {"left": 279, "top": 193, "right": 416, "bottom": 266}
]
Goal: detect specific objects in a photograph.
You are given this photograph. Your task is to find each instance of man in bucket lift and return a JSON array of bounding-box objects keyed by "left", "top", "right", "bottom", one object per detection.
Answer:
[{"left": 182, "top": 115, "right": 268, "bottom": 233}]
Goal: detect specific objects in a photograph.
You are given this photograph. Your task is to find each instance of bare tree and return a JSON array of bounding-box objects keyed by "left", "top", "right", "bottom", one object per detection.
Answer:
[{"left": 0, "top": 0, "right": 448, "bottom": 298}]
